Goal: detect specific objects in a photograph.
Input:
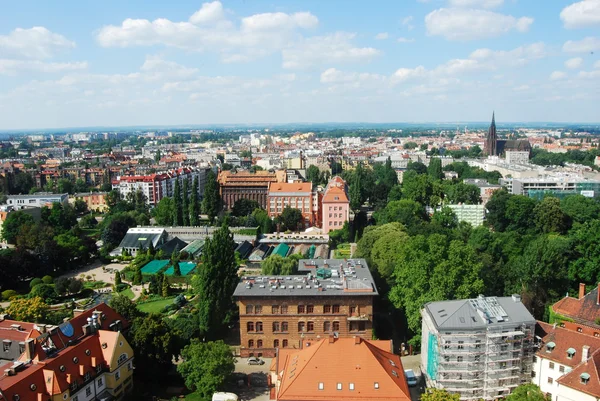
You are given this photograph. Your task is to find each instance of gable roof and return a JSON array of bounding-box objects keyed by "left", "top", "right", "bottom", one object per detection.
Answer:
[
  {"left": 268, "top": 182, "right": 312, "bottom": 195},
  {"left": 275, "top": 337, "right": 410, "bottom": 401},
  {"left": 322, "top": 177, "right": 348, "bottom": 204},
  {"left": 536, "top": 322, "right": 600, "bottom": 368},
  {"left": 552, "top": 286, "right": 600, "bottom": 327},
  {"left": 557, "top": 349, "right": 600, "bottom": 398}
]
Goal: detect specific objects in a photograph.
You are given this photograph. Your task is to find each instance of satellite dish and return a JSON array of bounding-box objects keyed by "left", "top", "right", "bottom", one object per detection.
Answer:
[{"left": 58, "top": 322, "right": 74, "bottom": 337}]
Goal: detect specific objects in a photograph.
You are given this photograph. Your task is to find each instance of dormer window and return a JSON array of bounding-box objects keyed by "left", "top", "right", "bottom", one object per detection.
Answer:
[
  {"left": 567, "top": 348, "right": 576, "bottom": 359},
  {"left": 374, "top": 382, "right": 379, "bottom": 389},
  {"left": 337, "top": 383, "right": 342, "bottom": 390},
  {"left": 318, "top": 382, "right": 324, "bottom": 390},
  {"left": 546, "top": 342, "right": 556, "bottom": 352},
  {"left": 581, "top": 373, "right": 590, "bottom": 384}
]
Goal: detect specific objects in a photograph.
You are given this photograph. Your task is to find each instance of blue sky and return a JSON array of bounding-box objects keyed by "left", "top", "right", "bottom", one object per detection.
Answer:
[{"left": 0, "top": 0, "right": 599, "bottom": 129}]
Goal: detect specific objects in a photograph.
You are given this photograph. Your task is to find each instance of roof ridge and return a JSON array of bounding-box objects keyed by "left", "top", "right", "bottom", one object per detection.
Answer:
[
  {"left": 438, "top": 300, "right": 470, "bottom": 327},
  {"left": 363, "top": 341, "right": 405, "bottom": 385},
  {"left": 278, "top": 340, "right": 326, "bottom": 398}
]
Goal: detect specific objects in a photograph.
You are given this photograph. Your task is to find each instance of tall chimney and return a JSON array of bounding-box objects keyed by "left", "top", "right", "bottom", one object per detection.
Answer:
[
  {"left": 583, "top": 345, "right": 590, "bottom": 363},
  {"left": 580, "top": 283, "right": 586, "bottom": 300},
  {"left": 25, "top": 339, "right": 35, "bottom": 360}
]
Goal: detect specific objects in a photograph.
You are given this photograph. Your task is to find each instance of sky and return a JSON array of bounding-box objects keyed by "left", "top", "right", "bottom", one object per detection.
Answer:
[{"left": 0, "top": 0, "right": 599, "bottom": 129}]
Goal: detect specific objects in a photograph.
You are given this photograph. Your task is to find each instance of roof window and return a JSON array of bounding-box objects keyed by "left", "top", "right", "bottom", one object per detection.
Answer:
[
  {"left": 546, "top": 342, "right": 556, "bottom": 352},
  {"left": 567, "top": 348, "right": 576, "bottom": 359},
  {"left": 581, "top": 373, "right": 590, "bottom": 384},
  {"left": 318, "top": 382, "right": 324, "bottom": 390},
  {"left": 349, "top": 383, "right": 355, "bottom": 390},
  {"left": 374, "top": 382, "right": 379, "bottom": 389},
  {"left": 337, "top": 383, "right": 342, "bottom": 390}
]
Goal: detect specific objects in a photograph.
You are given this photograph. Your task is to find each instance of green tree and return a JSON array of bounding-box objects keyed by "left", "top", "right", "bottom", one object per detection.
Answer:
[
  {"left": 11, "top": 172, "right": 34, "bottom": 194},
  {"left": 1, "top": 211, "right": 35, "bottom": 244},
  {"left": 202, "top": 170, "right": 221, "bottom": 223},
  {"left": 355, "top": 222, "right": 405, "bottom": 262},
  {"left": 110, "top": 293, "right": 144, "bottom": 321},
  {"left": 173, "top": 179, "right": 184, "bottom": 226},
  {"left": 74, "top": 199, "right": 89, "bottom": 214},
  {"left": 252, "top": 208, "right": 273, "bottom": 233},
  {"left": 432, "top": 207, "right": 459, "bottom": 229},
  {"left": 56, "top": 178, "right": 73, "bottom": 194},
  {"left": 30, "top": 284, "right": 58, "bottom": 304},
  {"left": 192, "top": 225, "right": 238, "bottom": 339},
  {"left": 68, "top": 279, "right": 83, "bottom": 294},
  {"left": 506, "top": 195, "right": 537, "bottom": 233},
  {"left": 485, "top": 189, "right": 511, "bottom": 232},
  {"left": 428, "top": 158, "right": 444, "bottom": 181},
  {"left": 232, "top": 198, "right": 261, "bottom": 217},
  {"left": 278, "top": 207, "right": 303, "bottom": 231},
  {"left": 421, "top": 388, "right": 460, "bottom": 401},
  {"left": 261, "top": 254, "right": 300, "bottom": 275},
  {"left": 183, "top": 179, "right": 190, "bottom": 226},
  {"left": 6, "top": 297, "right": 48, "bottom": 322},
  {"left": 73, "top": 178, "right": 89, "bottom": 193},
  {"left": 401, "top": 170, "right": 433, "bottom": 205},
  {"left": 375, "top": 199, "right": 427, "bottom": 228},
  {"left": 128, "top": 314, "right": 178, "bottom": 378},
  {"left": 534, "top": 197, "right": 569, "bottom": 234},
  {"left": 153, "top": 197, "right": 175, "bottom": 226},
  {"left": 560, "top": 194, "right": 600, "bottom": 224},
  {"left": 443, "top": 182, "right": 481, "bottom": 205},
  {"left": 161, "top": 276, "right": 170, "bottom": 297},
  {"left": 370, "top": 230, "right": 409, "bottom": 281},
  {"left": 133, "top": 267, "right": 143, "bottom": 285},
  {"left": 190, "top": 176, "right": 200, "bottom": 226},
  {"left": 177, "top": 340, "right": 235, "bottom": 399},
  {"left": 403, "top": 141, "right": 418, "bottom": 150},
  {"left": 114, "top": 271, "right": 122, "bottom": 286},
  {"left": 54, "top": 277, "right": 70, "bottom": 295},
  {"left": 407, "top": 161, "right": 427, "bottom": 175},
  {"left": 505, "top": 384, "right": 548, "bottom": 401},
  {"left": 569, "top": 219, "right": 600, "bottom": 284}
]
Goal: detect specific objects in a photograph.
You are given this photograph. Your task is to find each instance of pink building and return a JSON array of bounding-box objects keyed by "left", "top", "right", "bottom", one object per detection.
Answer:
[{"left": 321, "top": 176, "right": 350, "bottom": 233}]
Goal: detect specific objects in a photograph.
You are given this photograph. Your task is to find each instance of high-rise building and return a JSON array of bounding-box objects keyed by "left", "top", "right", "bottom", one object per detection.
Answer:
[{"left": 421, "top": 295, "right": 536, "bottom": 400}]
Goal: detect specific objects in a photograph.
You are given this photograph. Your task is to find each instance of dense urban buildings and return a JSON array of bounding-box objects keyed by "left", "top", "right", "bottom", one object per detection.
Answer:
[
  {"left": 267, "top": 182, "right": 316, "bottom": 229},
  {"left": 321, "top": 177, "right": 350, "bottom": 233},
  {"left": 234, "top": 259, "right": 377, "bottom": 358},
  {"left": 219, "top": 170, "right": 286, "bottom": 211},
  {"left": 421, "top": 295, "right": 536, "bottom": 400}
]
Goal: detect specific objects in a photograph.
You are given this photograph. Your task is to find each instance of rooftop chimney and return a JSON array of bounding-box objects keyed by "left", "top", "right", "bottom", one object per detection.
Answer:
[
  {"left": 583, "top": 345, "right": 590, "bottom": 363},
  {"left": 579, "top": 283, "right": 586, "bottom": 300},
  {"left": 329, "top": 334, "right": 335, "bottom": 344},
  {"left": 354, "top": 336, "right": 361, "bottom": 345},
  {"left": 25, "top": 339, "right": 35, "bottom": 361}
]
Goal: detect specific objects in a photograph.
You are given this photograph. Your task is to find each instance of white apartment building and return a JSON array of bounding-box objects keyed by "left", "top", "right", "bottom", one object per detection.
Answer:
[
  {"left": 505, "top": 151, "right": 530, "bottom": 165},
  {"left": 446, "top": 204, "right": 485, "bottom": 227},
  {"left": 421, "top": 295, "right": 536, "bottom": 400},
  {"left": 6, "top": 193, "right": 69, "bottom": 209}
]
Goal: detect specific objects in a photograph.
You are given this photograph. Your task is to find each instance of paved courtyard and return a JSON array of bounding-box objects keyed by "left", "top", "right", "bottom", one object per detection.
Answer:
[{"left": 225, "top": 357, "right": 272, "bottom": 401}]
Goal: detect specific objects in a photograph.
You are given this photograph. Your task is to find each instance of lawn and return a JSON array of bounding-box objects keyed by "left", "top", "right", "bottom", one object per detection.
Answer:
[
  {"left": 184, "top": 392, "right": 203, "bottom": 401},
  {"left": 119, "top": 288, "right": 135, "bottom": 300},
  {"left": 334, "top": 243, "right": 352, "bottom": 259},
  {"left": 137, "top": 297, "right": 175, "bottom": 314}
]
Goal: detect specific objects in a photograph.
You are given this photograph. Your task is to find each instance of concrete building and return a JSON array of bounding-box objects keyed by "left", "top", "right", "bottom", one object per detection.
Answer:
[
  {"left": 421, "top": 295, "right": 536, "bottom": 400},
  {"left": 446, "top": 204, "right": 486, "bottom": 227},
  {"left": 219, "top": 170, "right": 286, "bottom": 211},
  {"left": 71, "top": 192, "right": 109, "bottom": 212},
  {"left": 267, "top": 182, "right": 316, "bottom": 229},
  {"left": 233, "top": 259, "right": 377, "bottom": 358},
  {"left": 272, "top": 337, "right": 411, "bottom": 401},
  {"left": 500, "top": 176, "right": 600, "bottom": 199},
  {"left": 5, "top": 193, "right": 68, "bottom": 209},
  {"left": 463, "top": 179, "right": 502, "bottom": 205},
  {"left": 321, "top": 177, "right": 349, "bottom": 233},
  {"left": 505, "top": 151, "right": 530, "bottom": 165},
  {"left": 116, "top": 227, "right": 168, "bottom": 256}
]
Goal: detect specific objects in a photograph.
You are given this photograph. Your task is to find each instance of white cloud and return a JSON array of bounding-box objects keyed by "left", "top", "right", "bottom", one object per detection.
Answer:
[
  {"left": 563, "top": 36, "right": 600, "bottom": 53},
  {"left": 550, "top": 71, "right": 567, "bottom": 80},
  {"left": 189, "top": 1, "right": 225, "bottom": 24},
  {"left": 425, "top": 8, "right": 533, "bottom": 41},
  {"left": 0, "top": 59, "right": 87, "bottom": 75},
  {"left": 320, "top": 67, "right": 386, "bottom": 84},
  {"left": 579, "top": 69, "right": 600, "bottom": 78},
  {"left": 565, "top": 57, "right": 584, "bottom": 69},
  {"left": 375, "top": 32, "right": 389, "bottom": 40},
  {"left": 282, "top": 32, "right": 380, "bottom": 69},
  {"left": 448, "top": 0, "right": 504, "bottom": 8},
  {"left": 402, "top": 16, "right": 415, "bottom": 30},
  {"left": 0, "top": 27, "right": 75, "bottom": 59},
  {"left": 392, "top": 66, "right": 427, "bottom": 82},
  {"left": 397, "top": 37, "right": 415, "bottom": 43},
  {"left": 96, "top": 1, "right": 319, "bottom": 63},
  {"left": 513, "top": 84, "right": 530, "bottom": 91},
  {"left": 595, "top": 60, "right": 600, "bottom": 69},
  {"left": 560, "top": 0, "right": 600, "bottom": 29},
  {"left": 469, "top": 42, "right": 547, "bottom": 65}
]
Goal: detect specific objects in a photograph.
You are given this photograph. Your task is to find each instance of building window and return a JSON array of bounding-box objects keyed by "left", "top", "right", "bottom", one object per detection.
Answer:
[
  {"left": 332, "top": 305, "right": 340, "bottom": 313},
  {"left": 84, "top": 372, "right": 91, "bottom": 382},
  {"left": 298, "top": 322, "right": 305, "bottom": 332},
  {"left": 272, "top": 305, "right": 279, "bottom": 314},
  {"left": 318, "top": 382, "right": 324, "bottom": 390},
  {"left": 350, "top": 306, "right": 357, "bottom": 316},
  {"left": 549, "top": 362, "right": 555, "bottom": 370},
  {"left": 349, "top": 383, "right": 355, "bottom": 390},
  {"left": 86, "top": 387, "right": 92, "bottom": 397},
  {"left": 248, "top": 340, "right": 254, "bottom": 348},
  {"left": 332, "top": 321, "right": 340, "bottom": 331},
  {"left": 3, "top": 341, "right": 10, "bottom": 352},
  {"left": 115, "top": 371, "right": 120, "bottom": 381},
  {"left": 547, "top": 377, "right": 553, "bottom": 384},
  {"left": 298, "top": 305, "right": 305, "bottom": 314},
  {"left": 256, "top": 322, "right": 263, "bottom": 332},
  {"left": 255, "top": 305, "right": 262, "bottom": 314},
  {"left": 281, "top": 305, "right": 288, "bottom": 314},
  {"left": 457, "top": 356, "right": 463, "bottom": 362},
  {"left": 257, "top": 340, "right": 263, "bottom": 348},
  {"left": 97, "top": 378, "right": 103, "bottom": 387},
  {"left": 117, "top": 353, "right": 128, "bottom": 365},
  {"left": 281, "top": 322, "right": 289, "bottom": 332},
  {"left": 458, "top": 341, "right": 464, "bottom": 350},
  {"left": 559, "top": 365, "right": 565, "bottom": 373},
  {"left": 307, "top": 322, "right": 314, "bottom": 332},
  {"left": 324, "top": 321, "right": 331, "bottom": 332},
  {"left": 307, "top": 305, "right": 314, "bottom": 314},
  {"left": 282, "top": 339, "right": 288, "bottom": 348},
  {"left": 274, "top": 340, "right": 279, "bottom": 348},
  {"left": 247, "top": 322, "right": 254, "bottom": 332},
  {"left": 337, "top": 383, "right": 342, "bottom": 390},
  {"left": 273, "top": 322, "right": 280, "bottom": 332},
  {"left": 246, "top": 305, "right": 253, "bottom": 314},
  {"left": 324, "top": 305, "right": 331, "bottom": 313}
]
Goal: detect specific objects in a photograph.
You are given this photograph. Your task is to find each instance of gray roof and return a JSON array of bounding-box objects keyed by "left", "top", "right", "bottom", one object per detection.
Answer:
[
  {"left": 118, "top": 228, "right": 166, "bottom": 250},
  {"left": 234, "top": 258, "right": 378, "bottom": 298},
  {"left": 424, "top": 295, "right": 535, "bottom": 330}
]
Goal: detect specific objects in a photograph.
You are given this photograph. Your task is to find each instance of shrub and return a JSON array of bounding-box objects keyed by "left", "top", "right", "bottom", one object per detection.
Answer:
[
  {"left": 30, "top": 284, "right": 58, "bottom": 304},
  {"left": 42, "top": 275, "right": 54, "bottom": 285},
  {"left": 29, "top": 278, "right": 43, "bottom": 289},
  {"left": 1, "top": 290, "right": 18, "bottom": 301},
  {"left": 115, "top": 283, "right": 129, "bottom": 293}
]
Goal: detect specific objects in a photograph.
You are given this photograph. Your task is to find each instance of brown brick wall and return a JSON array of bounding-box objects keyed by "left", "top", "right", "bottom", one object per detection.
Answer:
[{"left": 237, "top": 295, "right": 374, "bottom": 357}]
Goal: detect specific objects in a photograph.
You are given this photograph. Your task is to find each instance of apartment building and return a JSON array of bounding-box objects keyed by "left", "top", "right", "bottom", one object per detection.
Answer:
[
  {"left": 71, "top": 192, "right": 109, "bottom": 212},
  {"left": 233, "top": 259, "right": 377, "bottom": 358},
  {"left": 0, "top": 303, "right": 134, "bottom": 401},
  {"left": 446, "top": 204, "right": 485, "bottom": 227},
  {"left": 321, "top": 176, "right": 349, "bottom": 233},
  {"left": 272, "top": 337, "right": 411, "bottom": 401},
  {"left": 500, "top": 176, "right": 600, "bottom": 199},
  {"left": 267, "top": 182, "right": 317, "bottom": 229},
  {"left": 5, "top": 193, "right": 68, "bottom": 209},
  {"left": 421, "top": 295, "right": 536, "bottom": 400},
  {"left": 219, "top": 170, "right": 286, "bottom": 211}
]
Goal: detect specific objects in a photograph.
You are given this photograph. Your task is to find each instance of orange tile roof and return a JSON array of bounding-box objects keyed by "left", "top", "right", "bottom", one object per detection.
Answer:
[
  {"left": 536, "top": 322, "right": 600, "bottom": 368},
  {"left": 557, "top": 349, "right": 600, "bottom": 398},
  {"left": 322, "top": 177, "right": 348, "bottom": 204},
  {"left": 275, "top": 337, "right": 410, "bottom": 401},
  {"left": 268, "top": 182, "right": 312, "bottom": 193},
  {"left": 552, "top": 285, "right": 600, "bottom": 327}
]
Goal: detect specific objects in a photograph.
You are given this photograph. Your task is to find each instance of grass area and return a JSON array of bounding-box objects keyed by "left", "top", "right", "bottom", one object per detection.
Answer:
[
  {"left": 137, "top": 297, "right": 175, "bottom": 314},
  {"left": 184, "top": 392, "right": 203, "bottom": 401},
  {"left": 119, "top": 288, "right": 135, "bottom": 300},
  {"left": 84, "top": 281, "right": 108, "bottom": 289},
  {"left": 334, "top": 243, "right": 352, "bottom": 259},
  {"left": 80, "top": 228, "right": 101, "bottom": 237}
]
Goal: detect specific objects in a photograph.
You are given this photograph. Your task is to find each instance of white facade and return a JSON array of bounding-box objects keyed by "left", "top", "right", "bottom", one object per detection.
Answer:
[
  {"left": 505, "top": 151, "right": 530, "bottom": 165},
  {"left": 6, "top": 193, "right": 69, "bottom": 209},
  {"left": 446, "top": 204, "right": 486, "bottom": 227},
  {"left": 532, "top": 355, "right": 573, "bottom": 400}
]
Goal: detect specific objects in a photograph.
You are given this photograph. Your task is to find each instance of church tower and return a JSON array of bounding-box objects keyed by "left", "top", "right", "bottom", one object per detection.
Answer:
[{"left": 485, "top": 112, "right": 497, "bottom": 156}]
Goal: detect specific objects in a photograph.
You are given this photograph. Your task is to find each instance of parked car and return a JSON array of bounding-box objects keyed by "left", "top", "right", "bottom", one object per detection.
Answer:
[
  {"left": 247, "top": 356, "right": 265, "bottom": 365},
  {"left": 404, "top": 369, "right": 418, "bottom": 387}
]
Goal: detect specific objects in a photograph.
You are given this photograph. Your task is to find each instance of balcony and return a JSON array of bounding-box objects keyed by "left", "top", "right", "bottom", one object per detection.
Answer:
[{"left": 347, "top": 314, "right": 370, "bottom": 321}]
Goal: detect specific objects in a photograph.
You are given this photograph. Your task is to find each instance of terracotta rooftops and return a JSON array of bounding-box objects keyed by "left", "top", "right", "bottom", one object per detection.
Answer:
[
  {"left": 552, "top": 283, "right": 600, "bottom": 327},
  {"left": 557, "top": 348, "right": 600, "bottom": 398},
  {"left": 536, "top": 321, "right": 600, "bottom": 368},
  {"left": 322, "top": 177, "right": 348, "bottom": 204},
  {"left": 268, "top": 182, "right": 312, "bottom": 194},
  {"left": 274, "top": 337, "right": 411, "bottom": 401}
]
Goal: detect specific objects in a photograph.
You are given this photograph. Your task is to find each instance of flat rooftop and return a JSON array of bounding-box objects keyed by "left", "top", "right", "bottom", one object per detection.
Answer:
[{"left": 234, "top": 259, "right": 378, "bottom": 297}]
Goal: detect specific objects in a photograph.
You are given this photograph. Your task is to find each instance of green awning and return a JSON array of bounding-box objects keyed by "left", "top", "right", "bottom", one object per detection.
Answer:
[
  {"left": 581, "top": 373, "right": 591, "bottom": 380},
  {"left": 567, "top": 347, "right": 576, "bottom": 355},
  {"left": 546, "top": 342, "right": 556, "bottom": 349}
]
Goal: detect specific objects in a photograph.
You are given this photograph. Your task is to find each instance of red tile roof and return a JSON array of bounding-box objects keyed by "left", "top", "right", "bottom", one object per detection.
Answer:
[
  {"left": 552, "top": 284, "right": 600, "bottom": 327},
  {"left": 557, "top": 349, "right": 600, "bottom": 398},
  {"left": 536, "top": 322, "right": 600, "bottom": 368},
  {"left": 322, "top": 177, "right": 348, "bottom": 204},
  {"left": 274, "top": 337, "right": 410, "bottom": 401}
]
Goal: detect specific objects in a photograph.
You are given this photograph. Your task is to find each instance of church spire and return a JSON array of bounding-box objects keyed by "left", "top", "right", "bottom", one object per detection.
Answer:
[{"left": 491, "top": 111, "right": 496, "bottom": 127}]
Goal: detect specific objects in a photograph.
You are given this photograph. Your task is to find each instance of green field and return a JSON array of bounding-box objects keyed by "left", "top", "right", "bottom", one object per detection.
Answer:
[
  {"left": 119, "top": 288, "right": 135, "bottom": 300},
  {"left": 184, "top": 392, "right": 203, "bottom": 401},
  {"left": 137, "top": 297, "right": 175, "bottom": 313},
  {"left": 334, "top": 243, "right": 352, "bottom": 259}
]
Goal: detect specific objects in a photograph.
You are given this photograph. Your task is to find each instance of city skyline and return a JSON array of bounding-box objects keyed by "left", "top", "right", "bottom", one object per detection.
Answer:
[{"left": 1, "top": 0, "right": 600, "bottom": 129}]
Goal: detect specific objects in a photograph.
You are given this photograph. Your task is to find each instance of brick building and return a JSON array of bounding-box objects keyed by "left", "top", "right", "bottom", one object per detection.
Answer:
[
  {"left": 233, "top": 259, "right": 377, "bottom": 358},
  {"left": 267, "top": 182, "right": 318, "bottom": 229},
  {"left": 218, "top": 170, "right": 286, "bottom": 211}
]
